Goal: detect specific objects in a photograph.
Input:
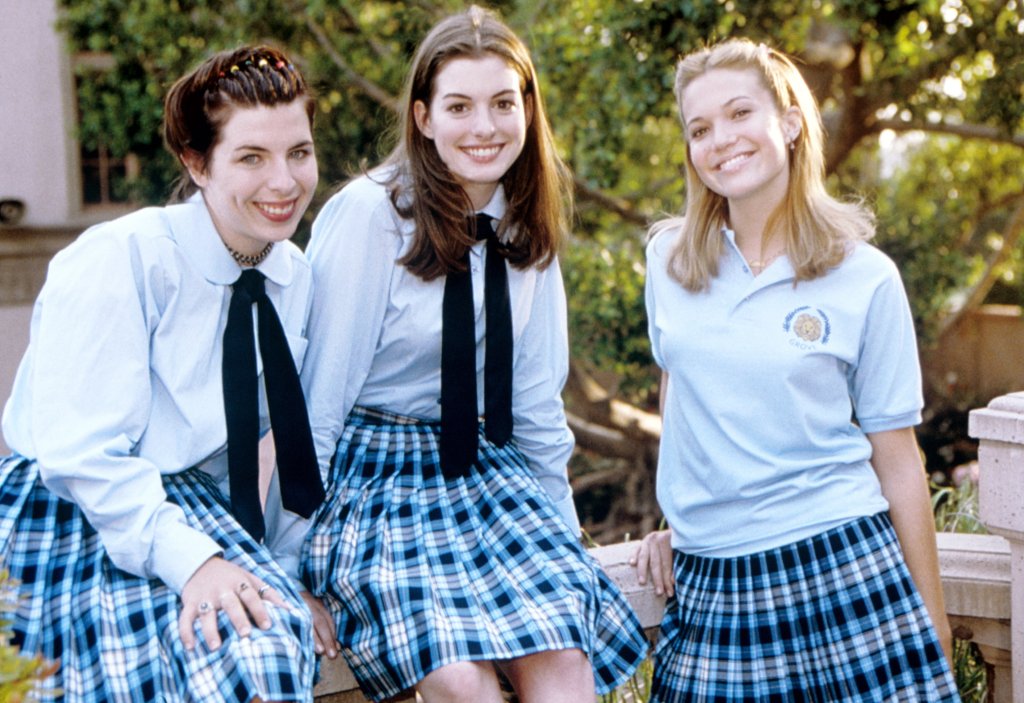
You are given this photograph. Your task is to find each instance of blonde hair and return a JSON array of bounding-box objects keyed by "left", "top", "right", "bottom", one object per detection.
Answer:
[{"left": 653, "top": 38, "right": 873, "bottom": 291}]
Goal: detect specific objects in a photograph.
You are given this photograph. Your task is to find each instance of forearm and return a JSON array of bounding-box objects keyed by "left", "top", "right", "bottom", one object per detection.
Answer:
[{"left": 869, "top": 429, "right": 953, "bottom": 664}]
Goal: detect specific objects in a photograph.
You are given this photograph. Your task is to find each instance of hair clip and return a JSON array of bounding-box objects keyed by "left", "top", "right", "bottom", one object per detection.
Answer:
[
  {"left": 230, "top": 65, "right": 240, "bottom": 73},
  {"left": 218, "top": 70, "right": 225, "bottom": 77},
  {"left": 258, "top": 58, "right": 269, "bottom": 68},
  {"left": 275, "top": 60, "right": 285, "bottom": 69}
]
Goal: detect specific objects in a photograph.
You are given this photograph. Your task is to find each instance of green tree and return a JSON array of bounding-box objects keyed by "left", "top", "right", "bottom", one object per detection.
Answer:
[{"left": 58, "top": 0, "right": 1024, "bottom": 537}]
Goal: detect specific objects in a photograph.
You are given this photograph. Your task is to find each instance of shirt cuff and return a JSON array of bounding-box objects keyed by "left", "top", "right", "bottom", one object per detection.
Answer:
[
  {"left": 549, "top": 489, "right": 582, "bottom": 537},
  {"left": 152, "top": 521, "right": 223, "bottom": 594}
]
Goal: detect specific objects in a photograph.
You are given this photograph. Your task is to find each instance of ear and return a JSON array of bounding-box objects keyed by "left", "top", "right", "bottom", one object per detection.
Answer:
[
  {"left": 782, "top": 106, "right": 802, "bottom": 145},
  {"left": 413, "top": 100, "right": 434, "bottom": 140},
  {"left": 180, "top": 149, "right": 209, "bottom": 189},
  {"left": 524, "top": 92, "right": 535, "bottom": 129}
]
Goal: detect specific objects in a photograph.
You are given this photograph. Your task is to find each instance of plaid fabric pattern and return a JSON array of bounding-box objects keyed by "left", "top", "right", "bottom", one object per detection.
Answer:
[
  {"left": 0, "top": 456, "right": 315, "bottom": 703},
  {"left": 650, "top": 512, "right": 959, "bottom": 702},
  {"left": 301, "top": 407, "right": 647, "bottom": 702}
]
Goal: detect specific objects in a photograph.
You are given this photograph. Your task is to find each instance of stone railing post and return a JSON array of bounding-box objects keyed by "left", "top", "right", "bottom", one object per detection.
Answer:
[{"left": 969, "top": 391, "right": 1024, "bottom": 702}]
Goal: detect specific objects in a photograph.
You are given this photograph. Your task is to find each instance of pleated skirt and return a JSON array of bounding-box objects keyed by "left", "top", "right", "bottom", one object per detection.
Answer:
[
  {"left": 301, "top": 407, "right": 648, "bottom": 702},
  {"left": 650, "top": 512, "right": 960, "bottom": 702},
  {"left": 0, "top": 455, "right": 315, "bottom": 703}
]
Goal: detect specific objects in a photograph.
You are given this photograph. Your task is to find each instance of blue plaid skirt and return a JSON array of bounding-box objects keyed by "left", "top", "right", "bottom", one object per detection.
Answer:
[
  {"left": 0, "top": 455, "right": 315, "bottom": 703},
  {"left": 650, "top": 512, "right": 959, "bottom": 702},
  {"left": 301, "top": 407, "right": 647, "bottom": 701}
]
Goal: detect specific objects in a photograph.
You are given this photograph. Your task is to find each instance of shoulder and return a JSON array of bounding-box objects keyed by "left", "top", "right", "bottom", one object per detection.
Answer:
[
  {"left": 51, "top": 205, "right": 174, "bottom": 273},
  {"left": 838, "top": 241, "right": 901, "bottom": 283},
  {"left": 645, "top": 216, "right": 684, "bottom": 265}
]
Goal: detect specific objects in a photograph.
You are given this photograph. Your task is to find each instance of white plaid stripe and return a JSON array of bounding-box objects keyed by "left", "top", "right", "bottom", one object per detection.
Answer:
[
  {"left": 0, "top": 456, "right": 315, "bottom": 703},
  {"left": 302, "top": 407, "right": 648, "bottom": 702},
  {"left": 651, "top": 512, "right": 959, "bottom": 702}
]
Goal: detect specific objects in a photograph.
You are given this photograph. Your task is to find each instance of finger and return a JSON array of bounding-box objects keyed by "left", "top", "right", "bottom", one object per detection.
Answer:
[
  {"left": 648, "top": 542, "right": 666, "bottom": 595},
  {"left": 199, "top": 601, "right": 223, "bottom": 650},
  {"left": 219, "top": 591, "right": 253, "bottom": 638},
  {"left": 178, "top": 604, "right": 197, "bottom": 650},
  {"left": 660, "top": 542, "right": 675, "bottom": 598},
  {"left": 257, "top": 584, "right": 287, "bottom": 609},
  {"left": 634, "top": 543, "right": 650, "bottom": 585}
]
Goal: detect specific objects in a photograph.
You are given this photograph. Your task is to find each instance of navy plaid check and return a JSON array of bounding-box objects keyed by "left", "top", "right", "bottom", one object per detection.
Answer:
[
  {"left": 301, "top": 407, "right": 648, "bottom": 702},
  {"left": 0, "top": 456, "right": 315, "bottom": 703},
  {"left": 650, "top": 512, "right": 959, "bottom": 702}
]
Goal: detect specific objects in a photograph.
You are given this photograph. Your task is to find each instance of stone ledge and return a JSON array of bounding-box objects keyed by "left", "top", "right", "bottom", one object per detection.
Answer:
[{"left": 969, "top": 392, "right": 1024, "bottom": 443}]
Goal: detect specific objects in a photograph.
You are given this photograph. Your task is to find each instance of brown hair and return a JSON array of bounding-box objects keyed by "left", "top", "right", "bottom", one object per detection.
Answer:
[
  {"left": 652, "top": 38, "right": 873, "bottom": 291},
  {"left": 163, "top": 45, "right": 314, "bottom": 202},
  {"left": 384, "top": 5, "right": 572, "bottom": 280}
]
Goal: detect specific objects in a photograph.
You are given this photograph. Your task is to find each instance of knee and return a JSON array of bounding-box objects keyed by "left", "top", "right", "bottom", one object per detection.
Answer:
[
  {"left": 504, "top": 647, "right": 593, "bottom": 687},
  {"left": 418, "top": 661, "right": 500, "bottom": 703}
]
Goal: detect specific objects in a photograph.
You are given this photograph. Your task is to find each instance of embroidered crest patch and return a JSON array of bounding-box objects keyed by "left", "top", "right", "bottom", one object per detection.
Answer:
[{"left": 783, "top": 306, "right": 831, "bottom": 348}]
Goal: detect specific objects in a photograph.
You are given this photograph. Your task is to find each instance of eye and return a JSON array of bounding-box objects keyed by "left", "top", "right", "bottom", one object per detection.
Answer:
[
  {"left": 446, "top": 102, "right": 469, "bottom": 114},
  {"left": 495, "top": 98, "right": 516, "bottom": 111},
  {"left": 732, "top": 107, "right": 751, "bottom": 119},
  {"left": 289, "top": 148, "right": 312, "bottom": 161},
  {"left": 239, "top": 153, "right": 261, "bottom": 166},
  {"left": 689, "top": 126, "right": 708, "bottom": 140}
]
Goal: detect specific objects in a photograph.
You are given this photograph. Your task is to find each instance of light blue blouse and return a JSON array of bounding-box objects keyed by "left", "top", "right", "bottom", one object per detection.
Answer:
[
  {"left": 645, "top": 226, "right": 922, "bottom": 556},
  {"left": 2, "top": 194, "right": 314, "bottom": 592},
  {"left": 301, "top": 173, "right": 580, "bottom": 533}
]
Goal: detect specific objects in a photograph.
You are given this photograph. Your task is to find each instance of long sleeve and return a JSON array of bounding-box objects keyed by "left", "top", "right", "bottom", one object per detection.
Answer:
[
  {"left": 17, "top": 226, "right": 221, "bottom": 592},
  {"left": 301, "top": 178, "right": 402, "bottom": 477},
  {"left": 509, "top": 256, "right": 580, "bottom": 534}
]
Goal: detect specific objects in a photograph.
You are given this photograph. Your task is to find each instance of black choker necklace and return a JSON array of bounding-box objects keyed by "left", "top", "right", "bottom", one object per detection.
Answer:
[{"left": 225, "top": 241, "right": 274, "bottom": 267}]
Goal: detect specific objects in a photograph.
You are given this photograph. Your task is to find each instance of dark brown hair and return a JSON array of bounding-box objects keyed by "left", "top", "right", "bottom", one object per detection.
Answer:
[
  {"left": 384, "top": 5, "right": 572, "bottom": 280},
  {"left": 163, "top": 45, "right": 314, "bottom": 202}
]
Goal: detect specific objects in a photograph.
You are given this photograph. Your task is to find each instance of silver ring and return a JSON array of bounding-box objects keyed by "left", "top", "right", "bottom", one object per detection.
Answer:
[
  {"left": 257, "top": 584, "right": 270, "bottom": 597},
  {"left": 197, "top": 601, "right": 213, "bottom": 615},
  {"left": 237, "top": 582, "right": 250, "bottom": 594}
]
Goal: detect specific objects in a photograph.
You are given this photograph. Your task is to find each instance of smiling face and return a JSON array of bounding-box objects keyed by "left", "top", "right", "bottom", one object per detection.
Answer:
[
  {"left": 680, "top": 67, "right": 801, "bottom": 217},
  {"left": 413, "top": 53, "right": 532, "bottom": 210},
  {"left": 185, "top": 101, "right": 317, "bottom": 257}
]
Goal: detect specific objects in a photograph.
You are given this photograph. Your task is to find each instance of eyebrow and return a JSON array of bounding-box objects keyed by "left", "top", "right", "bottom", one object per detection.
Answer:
[
  {"left": 439, "top": 89, "right": 518, "bottom": 101},
  {"left": 232, "top": 139, "right": 314, "bottom": 153},
  {"left": 684, "top": 95, "right": 753, "bottom": 128}
]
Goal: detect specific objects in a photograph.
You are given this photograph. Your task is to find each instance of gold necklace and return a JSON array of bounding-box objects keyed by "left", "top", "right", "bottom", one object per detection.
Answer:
[{"left": 225, "top": 241, "right": 274, "bottom": 267}]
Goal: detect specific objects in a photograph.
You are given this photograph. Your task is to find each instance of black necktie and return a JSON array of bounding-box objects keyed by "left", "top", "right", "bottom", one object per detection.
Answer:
[
  {"left": 222, "top": 269, "right": 325, "bottom": 541},
  {"left": 439, "top": 213, "right": 514, "bottom": 479}
]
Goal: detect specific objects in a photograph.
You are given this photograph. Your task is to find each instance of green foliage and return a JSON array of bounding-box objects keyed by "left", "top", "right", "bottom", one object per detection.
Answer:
[
  {"left": 0, "top": 571, "right": 56, "bottom": 703},
  {"left": 57, "top": 0, "right": 1024, "bottom": 401}
]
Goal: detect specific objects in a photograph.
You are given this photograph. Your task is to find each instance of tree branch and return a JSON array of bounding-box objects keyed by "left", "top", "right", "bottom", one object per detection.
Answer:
[
  {"left": 873, "top": 119, "right": 1024, "bottom": 149},
  {"left": 573, "top": 177, "right": 648, "bottom": 226},
  {"left": 304, "top": 13, "right": 399, "bottom": 112},
  {"left": 936, "top": 192, "right": 1024, "bottom": 338}
]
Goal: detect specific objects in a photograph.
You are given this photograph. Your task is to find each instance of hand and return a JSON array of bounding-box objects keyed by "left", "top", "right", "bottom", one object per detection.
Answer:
[
  {"left": 178, "top": 556, "right": 287, "bottom": 651},
  {"left": 629, "top": 530, "right": 674, "bottom": 598},
  {"left": 300, "top": 591, "right": 340, "bottom": 659}
]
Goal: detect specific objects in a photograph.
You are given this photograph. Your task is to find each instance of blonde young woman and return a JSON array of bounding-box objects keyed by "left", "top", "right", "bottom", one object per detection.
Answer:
[{"left": 633, "top": 38, "right": 959, "bottom": 701}]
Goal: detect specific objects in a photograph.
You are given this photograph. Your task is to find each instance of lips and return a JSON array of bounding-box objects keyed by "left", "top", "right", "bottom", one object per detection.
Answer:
[{"left": 254, "top": 200, "right": 297, "bottom": 223}]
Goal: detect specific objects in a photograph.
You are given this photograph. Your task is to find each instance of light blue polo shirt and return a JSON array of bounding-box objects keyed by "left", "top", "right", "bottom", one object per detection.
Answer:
[{"left": 645, "top": 226, "right": 922, "bottom": 557}]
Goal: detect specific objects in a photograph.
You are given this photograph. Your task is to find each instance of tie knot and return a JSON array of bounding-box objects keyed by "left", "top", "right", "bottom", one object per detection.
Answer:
[
  {"left": 233, "top": 268, "right": 266, "bottom": 301},
  {"left": 469, "top": 213, "right": 496, "bottom": 242}
]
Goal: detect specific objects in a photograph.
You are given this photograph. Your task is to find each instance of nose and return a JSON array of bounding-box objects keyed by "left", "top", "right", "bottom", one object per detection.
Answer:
[
  {"left": 267, "top": 156, "right": 298, "bottom": 192},
  {"left": 472, "top": 106, "right": 496, "bottom": 138},
  {"left": 711, "top": 123, "right": 738, "bottom": 150}
]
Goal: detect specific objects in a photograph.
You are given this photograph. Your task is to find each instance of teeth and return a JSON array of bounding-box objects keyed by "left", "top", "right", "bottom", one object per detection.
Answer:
[
  {"left": 465, "top": 146, "right": 501, "bottom": 158},
  {"left": 257, "top": 202, "right": 294, "bottom": 216},
  {"left": 718, "top": 153, "right": 750, "bottom": 170}
]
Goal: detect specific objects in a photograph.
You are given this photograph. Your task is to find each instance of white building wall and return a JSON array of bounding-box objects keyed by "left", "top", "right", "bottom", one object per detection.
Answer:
[{"left": 0, "top": 0, "right": 81, "bottom": 227}]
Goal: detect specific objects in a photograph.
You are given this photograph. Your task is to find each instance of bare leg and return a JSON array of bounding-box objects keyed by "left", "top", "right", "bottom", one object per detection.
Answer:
[
  {"left": 417, "top": 660, "right": 504, "bottom": 703},
  {"left": 501, "top": 648, "right": 596, "bottom": 703}
]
